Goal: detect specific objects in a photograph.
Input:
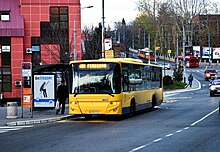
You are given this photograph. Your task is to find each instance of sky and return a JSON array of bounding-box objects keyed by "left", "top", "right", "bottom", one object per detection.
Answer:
[{"left": 80, "top": 0, "right": 139, "bottom": 28}]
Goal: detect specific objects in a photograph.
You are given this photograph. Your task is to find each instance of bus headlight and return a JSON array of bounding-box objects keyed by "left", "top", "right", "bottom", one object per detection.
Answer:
[{"left": 71, "top": 101, "right": 78, "bottom": 104}]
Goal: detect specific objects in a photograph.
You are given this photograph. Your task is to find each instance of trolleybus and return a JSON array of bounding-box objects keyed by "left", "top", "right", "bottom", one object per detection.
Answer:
[
  {"left": 69, "top": 58, "right": 163, "bottom": 118},
  {"left": 178, "top": 55, "right": 199, "bottom": 68},
  {"left": 138, "top": 49, "right": 155, "bottom": 61}
]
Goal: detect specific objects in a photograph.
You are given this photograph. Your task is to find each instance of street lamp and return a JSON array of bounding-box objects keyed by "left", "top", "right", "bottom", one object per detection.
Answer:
[
  {"left": 101, "top": 0, "right": 105, "bottom": 58},
  {"left": 73, "top": 5, "right": 93, "bottom": 61},
  {"left": 182, "top": 24, "right": 186, "bottom": 83}
]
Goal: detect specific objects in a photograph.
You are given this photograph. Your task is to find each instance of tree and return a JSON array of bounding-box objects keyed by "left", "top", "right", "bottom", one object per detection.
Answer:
[{"left": 82, "top": 23, "right": 102, "bottom": 59}]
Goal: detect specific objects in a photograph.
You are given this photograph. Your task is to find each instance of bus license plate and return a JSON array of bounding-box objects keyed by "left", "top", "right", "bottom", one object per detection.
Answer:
[{"left": 90, "top": 110, "right": 98, "bottom": 114}]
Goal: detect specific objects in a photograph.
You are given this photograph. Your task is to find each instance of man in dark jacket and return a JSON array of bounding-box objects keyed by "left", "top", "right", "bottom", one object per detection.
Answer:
[
  {"left": 188, "top": 73, "right": 194, "bottom": 87},
  {"left": 56, "top": 80, "right": 68, "bottom": 114}
]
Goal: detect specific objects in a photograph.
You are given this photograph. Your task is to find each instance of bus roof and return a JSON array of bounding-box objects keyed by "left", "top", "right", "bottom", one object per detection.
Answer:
[
  {"left": 70, "top": 58, "right": 143, "bottom": 64},
  {"left": 69, "top": 58, "right": 161, "bottom": 68}
]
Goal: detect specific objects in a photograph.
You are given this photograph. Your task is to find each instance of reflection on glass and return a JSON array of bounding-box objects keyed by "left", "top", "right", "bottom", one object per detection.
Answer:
[{"left": 71, "top": 63, "right": 120, "bottom": 94}]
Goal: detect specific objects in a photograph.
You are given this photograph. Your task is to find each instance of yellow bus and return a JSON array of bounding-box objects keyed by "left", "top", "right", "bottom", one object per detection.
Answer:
[{"left": 69, "top": 58, "right": 163, "bottom": 118}]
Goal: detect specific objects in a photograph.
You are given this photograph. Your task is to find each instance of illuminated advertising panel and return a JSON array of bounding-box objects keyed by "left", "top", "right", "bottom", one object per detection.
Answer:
[
  {"left": 202, "top": 47, "right": 211, "bottom": 59},
  {"left": 213, "top": 47, "right": 220, "bottom": 59},
  {"left": 33, "top": 75, "right": 55, "bottom": 108}
]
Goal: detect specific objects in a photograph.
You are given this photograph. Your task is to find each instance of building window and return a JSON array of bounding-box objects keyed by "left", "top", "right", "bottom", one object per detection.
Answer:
[
  {"left": 50, "top": 6, "right": 68, "bottom": 29},
  {"left": 0, "top": 11, "right": 10, "bottom": 21},
  {"left": 0, "top": 37, "right": 12, "bottom": 92}
]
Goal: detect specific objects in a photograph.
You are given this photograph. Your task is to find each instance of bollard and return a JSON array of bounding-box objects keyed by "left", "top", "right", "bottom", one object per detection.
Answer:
[{"left": 6, "top": 102, "right": 18, "bottom": 119}]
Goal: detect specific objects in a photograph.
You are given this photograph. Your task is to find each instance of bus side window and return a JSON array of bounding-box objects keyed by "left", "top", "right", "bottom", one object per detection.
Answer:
[{"left": 122, "top": 73, "right": 129, "bottom": 92}]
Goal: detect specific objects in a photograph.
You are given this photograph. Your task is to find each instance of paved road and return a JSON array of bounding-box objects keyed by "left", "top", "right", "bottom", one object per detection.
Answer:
[{"left": 1, "top": 67, "right": 219, "bottom": 152}]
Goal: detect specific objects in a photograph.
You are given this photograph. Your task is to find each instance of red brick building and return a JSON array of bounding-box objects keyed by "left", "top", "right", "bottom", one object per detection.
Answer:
[{"left": 0, "top": 0, "right": 82, "bottom": 102}]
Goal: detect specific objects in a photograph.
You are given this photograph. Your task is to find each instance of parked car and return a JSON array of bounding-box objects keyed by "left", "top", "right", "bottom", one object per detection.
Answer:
[
  {"left": 159, "top": 63, "right": 170, "bottom": 70},
  {"left": 210, "top": 79, "right": 220, "bottom": 96},
  {"left": 204, "top": 69, "right": 218, "bottom": 81}
]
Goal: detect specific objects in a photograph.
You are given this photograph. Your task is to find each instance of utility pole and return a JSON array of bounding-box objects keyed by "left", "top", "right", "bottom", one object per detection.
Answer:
[
  {"left": 101, "top": 0, "right": 105, "bottom": 58},
  {"left": 176, "top": 33, "right": 179, "bottom": 67},
  {"left": 148, "top": 34, "right": 150, "bottom": 64},
  {"left": 183, "top": 24, "right": 186, "bottom": 83},
  {"left": 144, "top": 29, "right": 146, "bottom": 48}
]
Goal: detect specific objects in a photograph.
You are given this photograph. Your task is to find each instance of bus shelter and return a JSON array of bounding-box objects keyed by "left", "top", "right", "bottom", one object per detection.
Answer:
[{"left": 32, "top": 63, "right": 69, "bottom": 109}]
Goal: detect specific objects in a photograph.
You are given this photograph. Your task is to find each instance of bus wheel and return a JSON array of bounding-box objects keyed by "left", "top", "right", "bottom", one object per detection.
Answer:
[
  {"left": 130, "top": 100, "right": 136, "bottom": 116},
  {"left": 151, "top": 96, "right": 156, "bottom": 111}
]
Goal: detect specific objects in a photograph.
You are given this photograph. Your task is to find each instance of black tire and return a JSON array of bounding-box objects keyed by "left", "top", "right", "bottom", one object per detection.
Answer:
[
  {"left": 210, "top": 92, "right": 214, "bottom": 97},
  {"left": 130, "top": 100, "right": 136, "bottom": 116},
  {"left": 151, "top": 96, "right": 156, "bottom": 111}
]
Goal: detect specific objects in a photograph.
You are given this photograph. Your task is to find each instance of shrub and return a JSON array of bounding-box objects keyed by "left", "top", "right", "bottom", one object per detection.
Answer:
[
  {"left": 163, "top": 75, "right": 174, "bottom": 86},
  {"left": 173, "top": 64, "right": 183, "bottom": 82}
]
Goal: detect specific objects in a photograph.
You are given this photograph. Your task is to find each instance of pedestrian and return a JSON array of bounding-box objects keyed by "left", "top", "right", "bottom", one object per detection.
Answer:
[
  {"left": 56, "top": 80, "right": 68, "bottom": 114},
  {"left": 188, "top": 73, "right": 194, "bottom": 87}
]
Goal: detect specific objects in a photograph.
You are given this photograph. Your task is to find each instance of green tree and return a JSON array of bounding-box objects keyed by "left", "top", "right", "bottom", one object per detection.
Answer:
[{"left": 173, "top": 64, "right": 183, "bottom": 82}]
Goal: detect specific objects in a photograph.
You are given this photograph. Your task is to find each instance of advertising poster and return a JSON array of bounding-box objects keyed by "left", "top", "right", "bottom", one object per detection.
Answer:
[
  {"left": 33, "top": 75, "right": 55, "bottom": 108},
  {"left": 193, "top": 46, "right": 201, "bottom": 57},
  {"left": 202, "top": 47, "right": 211, "bottom": 59},
  {"left": 212, "top": 47, "right": 220, "bottom": 59}
]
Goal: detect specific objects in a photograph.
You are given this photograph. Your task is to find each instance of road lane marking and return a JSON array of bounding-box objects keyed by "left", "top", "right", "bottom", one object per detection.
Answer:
[
  {"left": 190, "top": 108, "right": 219, "bottom": 126},
  {"left": 176, "top": 130, "right": 182, "bottom": 133},
  {"left": 0, "top": 125, "right": 34, "bottom": 134},
  {"left": 165, "top": 133, "right": 173, "bottom": 137},
  {"left": 184, "top": 127, "right": 189, "bottom": 130},
  {"left": 153, "top": 138, "right": 162, "bottom": 142},
  {"left": 129, "top": 108, "right": 218, "bottom": 152}
]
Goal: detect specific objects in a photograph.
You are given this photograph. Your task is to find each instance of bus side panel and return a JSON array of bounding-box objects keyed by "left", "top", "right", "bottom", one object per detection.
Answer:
[{"left": 121, "top": 89, "right": 163, "bottom": 114}]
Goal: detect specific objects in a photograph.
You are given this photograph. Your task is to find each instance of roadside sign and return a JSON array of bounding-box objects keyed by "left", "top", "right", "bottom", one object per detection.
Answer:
[
  {"left": 23, "top": 95, "right": 31, "bottom": 108},
  {"left": 21, "top": 62, "right": 33, "bottom": 118},
  {"left": 22, "top": 66, "right": 31, "bottom": 77},
  {"left": 105, "top": 50, "right": 114, "bottom": 58},
  {"left": 168, "top": 50, "right": 171, "bottom": 54}
]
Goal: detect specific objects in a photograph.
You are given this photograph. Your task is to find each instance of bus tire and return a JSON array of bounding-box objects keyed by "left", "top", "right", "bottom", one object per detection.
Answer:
[
  {"left": 151, "top": 96, "right": 156, "bottom": 111},
  {"left": 130, "top": 99, "right": 136, "bottom": 116}
]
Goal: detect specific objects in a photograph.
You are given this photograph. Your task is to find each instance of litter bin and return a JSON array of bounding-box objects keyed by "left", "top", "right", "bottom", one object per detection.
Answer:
[{"left": 6, "top": 102, "right": 18, "bottom": 119}]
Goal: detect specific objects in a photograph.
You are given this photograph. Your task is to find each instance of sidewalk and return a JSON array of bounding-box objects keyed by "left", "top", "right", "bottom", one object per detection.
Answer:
[
  {"left": 0, "top": 78, "right": 201, "bottom": 127},
  {"left": 164, "top": 76, "right": 201, "bottom": 95},
  {"left": 0, "top": 105, "right": 71, "bottom": 126}
]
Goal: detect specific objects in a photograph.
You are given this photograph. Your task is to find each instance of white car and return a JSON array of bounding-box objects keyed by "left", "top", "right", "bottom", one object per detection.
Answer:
[
  {"left": 159, "top": 63, "right": 170, "bottom": 70},
  {"left": 210, "top": 79, "right": 220, "bottom": 96}
]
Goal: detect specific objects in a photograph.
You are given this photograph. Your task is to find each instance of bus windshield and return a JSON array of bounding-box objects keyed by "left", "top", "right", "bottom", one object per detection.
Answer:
[{"left": 71, "top": 63, "right": 121, "bottom": 94}]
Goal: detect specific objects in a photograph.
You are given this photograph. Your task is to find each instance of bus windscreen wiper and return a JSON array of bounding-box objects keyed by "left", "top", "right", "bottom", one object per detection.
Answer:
[
  {"left": 74, "top": 93, "right": 78, "bottom": 97},
  {"left": 108, "top": 93, "right": 114, "bottom": 97}
]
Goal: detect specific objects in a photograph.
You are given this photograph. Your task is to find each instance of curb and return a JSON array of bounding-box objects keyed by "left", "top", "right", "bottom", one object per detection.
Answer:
[
  {"left": 164, "top": 77, "right": 201, "bottom": 95},
  {"left": 5, "top": 115, "right": 72, "bottom": 126}
]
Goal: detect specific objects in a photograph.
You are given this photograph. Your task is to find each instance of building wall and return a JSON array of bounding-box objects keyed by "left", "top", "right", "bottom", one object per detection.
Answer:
[
  {"left": 20, "top": 0, "right": 82, "bottom": 62},
  {"left": 0, "top": 0, "right": 82, "bottom": 101}
]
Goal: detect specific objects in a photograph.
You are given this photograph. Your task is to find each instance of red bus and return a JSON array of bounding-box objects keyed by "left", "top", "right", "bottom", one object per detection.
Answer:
[
  {"left": 138, "top": 49, "right": 155, "bottom": 61},
  {"left": 178, "top": 55, "right": 199, "bottom": 68}
]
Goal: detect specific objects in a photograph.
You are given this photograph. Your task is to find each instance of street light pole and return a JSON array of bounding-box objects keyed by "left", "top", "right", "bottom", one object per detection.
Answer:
[
  {"left": 101, "top": 0, "right": 105, "bottom": 58},
  {"left": 208, "top": 30, "right": 211, "bottom": 66},
  {"left": 183, "top": 24, "right": 186, "bottom": 83},
  {"left": 176, "top": 33, "right": 179, "bottom": 67},
  {"left": 73, "top": 6, "right": 93, "bottom": 61}
]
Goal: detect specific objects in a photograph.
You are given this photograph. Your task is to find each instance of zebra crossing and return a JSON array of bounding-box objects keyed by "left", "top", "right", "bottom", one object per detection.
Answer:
[
  {"left": 185, "top": 69, "right": 204, "bottom": 74},
  {"left": 0, "top": 125, "right": 34, "bottom": 134}
]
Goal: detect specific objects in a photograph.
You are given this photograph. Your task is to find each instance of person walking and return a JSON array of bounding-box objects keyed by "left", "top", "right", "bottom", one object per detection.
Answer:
[
  {"left": 188, "top": 73, "right": 194, "bottom": 87},
  {"left": 56, "top": 80, "right": 68, "bottom": 114}
]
